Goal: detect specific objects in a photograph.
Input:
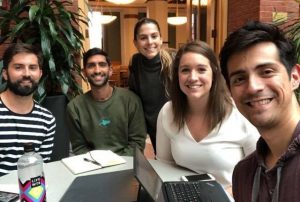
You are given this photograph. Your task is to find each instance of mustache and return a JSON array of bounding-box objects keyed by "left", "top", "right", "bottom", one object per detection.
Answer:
[
  {"left": 91, "top": 72, "right": 106, "bottom": 77},
  {"left": 17, "top": 76, "right": 34, "bottom": 83}
]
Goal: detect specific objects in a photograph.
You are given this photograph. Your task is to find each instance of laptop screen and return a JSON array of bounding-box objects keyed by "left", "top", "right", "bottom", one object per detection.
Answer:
[
  {"left": 134, "top": 148, "right": 163, "bottom": 201},
  {"left": 134, "top": 148, "right": 232, "bottom": 202}
]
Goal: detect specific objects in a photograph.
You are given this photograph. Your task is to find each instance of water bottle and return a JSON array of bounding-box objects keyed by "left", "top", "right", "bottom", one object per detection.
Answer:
[{"left": 17, "top": 142, "right": 46, "bottom": 202}]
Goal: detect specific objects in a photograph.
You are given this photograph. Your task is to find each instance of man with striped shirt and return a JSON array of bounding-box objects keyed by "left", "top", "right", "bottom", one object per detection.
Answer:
[{"left": 0, "top": 43, "right": 56, "bottom": 176}]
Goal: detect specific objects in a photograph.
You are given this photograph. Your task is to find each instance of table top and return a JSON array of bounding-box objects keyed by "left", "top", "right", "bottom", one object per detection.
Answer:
[
  {"left": 0, "top": 156, "right": 134, "bottom": 202},
  {"left": 149, "top": 159, "right": 197, "bottom": 181},
  {"left": 0, "top": 156, "right": 217, "bottom": 202}
]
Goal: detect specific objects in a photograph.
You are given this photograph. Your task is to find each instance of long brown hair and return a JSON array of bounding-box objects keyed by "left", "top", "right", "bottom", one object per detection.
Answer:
[{"left": 171, "top": 41, "right": 233, "bottom": 131}]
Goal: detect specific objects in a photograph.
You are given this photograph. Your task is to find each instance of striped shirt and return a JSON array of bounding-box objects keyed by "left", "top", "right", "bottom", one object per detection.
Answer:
[{"left": 0, "top": 100, "right": 56, "bottom": 176}]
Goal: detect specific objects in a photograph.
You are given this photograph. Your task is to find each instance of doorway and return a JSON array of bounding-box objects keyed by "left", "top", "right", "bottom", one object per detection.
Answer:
[{"left": 191, "top": 0, "right": 228, "bottom": 53}]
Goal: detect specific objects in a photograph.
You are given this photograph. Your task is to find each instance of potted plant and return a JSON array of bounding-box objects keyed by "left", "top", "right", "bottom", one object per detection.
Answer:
[
  {"left": 274, "top": 7, "right": 300, "bottom": 101},
  {"left": 0, "top": 0, "right": 87, "bottom": 102},
  {"left": 281, "top": 16, "right": 300, "bottom": 100},
  {"left": 283, "top": 20, "right": 300, "bottom": 62},
  {"left": 0, "top": 0, "right": 88, "bottom": 160}
]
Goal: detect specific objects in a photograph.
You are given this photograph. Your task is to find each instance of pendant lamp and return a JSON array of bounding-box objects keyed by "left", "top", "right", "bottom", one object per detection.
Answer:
[
  {"left": 105, "top": 0, "right": 136, "bottom": 4},
  {"left": 167, "top": 0, "right": 187, "bottom": 26},
  {"left": 192, "top": 0, "right": 208, "bottom": 6},
  {"left": 92, "top": 11, "right": 116, "bottom": 25}
]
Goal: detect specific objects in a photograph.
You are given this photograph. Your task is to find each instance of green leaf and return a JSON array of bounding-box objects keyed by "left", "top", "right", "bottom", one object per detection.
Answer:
[
  {"left": 61, "top": 84, "right": 69, "bottom": 95},
  {"left": 37, "top": 82, "right": 46, "bottom": 100},
  {"left": 40, "top": 28, "right": 51, "bottom": 58},
  {"left": 10, "top": 19, "right": 29, "bottom": 38},
  {"left": 45, "top": 17, "right": 58, "bottom": 37},
  {"left": 18, "top": 0, "right": 27, "bottom": 5},
  {"left": 0, "top": 60, "right": 3, "bottom": 73},
  {"left": 48, "top": 56, "right": 56, "bottom": 78},
  {"left": 29, "top": 5, "right": 40, "bottom": 22}
]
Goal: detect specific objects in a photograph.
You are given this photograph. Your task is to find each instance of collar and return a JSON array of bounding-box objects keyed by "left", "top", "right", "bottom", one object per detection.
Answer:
[
  {"left": 256, "top": 120, "right": 300, "bottom": 166},
  {"left": 140, "top": 53, "right": 161, "bottom": 70}
]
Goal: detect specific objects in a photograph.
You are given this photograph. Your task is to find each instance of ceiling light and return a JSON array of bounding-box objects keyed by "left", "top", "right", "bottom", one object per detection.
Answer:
[
  {"left": 192, "top": 0, "right": 208, "bottom": 6},
  {"left": 105, "top": 0, "right": 136, "bottom": 4},
  {"left": 91, "top": 11, "right": 117, "bottom": 25},
  {"left": 167, "top": 17, "right": 187, "bottom": 26},
  {"left": 98, "top": 14, "right": 117, "bottom": 24},
  {"left": 167, "top": 1, "right": 187, "bottom": 26}
]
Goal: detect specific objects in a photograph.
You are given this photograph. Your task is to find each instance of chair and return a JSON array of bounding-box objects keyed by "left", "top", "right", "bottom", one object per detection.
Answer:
[
  {"left": 120, "top": 65, "right": 129, "bottom": 88},
  {"left": 41, "top": 94, "right": 70, "bottom": 161},
  {"left": 110, "top": 65, "right": 121, "bottom": 86},
  {"left": 109, "top": 79, "right": 119, "bottom": 87}
]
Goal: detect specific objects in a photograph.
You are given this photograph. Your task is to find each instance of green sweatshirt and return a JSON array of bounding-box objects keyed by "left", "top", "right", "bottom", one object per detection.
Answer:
[{"left": 66, "top": 87, "right": 147, "bottom": 156}]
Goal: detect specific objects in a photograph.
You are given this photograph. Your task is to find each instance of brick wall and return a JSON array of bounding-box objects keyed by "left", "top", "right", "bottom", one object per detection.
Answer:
[
  {"left": 260, "top": 0, "right": 299, "bottom": 22},
  {"left": 0, "top": 0, "right": 79, "bottom": 59},
  {"left": 228, "top": 0, "right": 260, "bottom": 33},
  {"left": 228, "top": 0, "right": 300, "bottom": 33}
]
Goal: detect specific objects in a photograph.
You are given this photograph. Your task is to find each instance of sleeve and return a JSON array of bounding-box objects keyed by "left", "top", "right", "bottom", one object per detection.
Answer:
[
  {"left": 128, "top": 55, "right": 139, "bottom": 95},
  {"left": 155, "top": 105, "right": 175, "bottom": 164},
  {"left": 66, "top": 103, "right": 90, "bottom": 155},
  {"left": 121, "top": 94, "right": 147, "bottom": 156},
  {"left": 232, "top": 155, "right": 256, "bottom": 202},
  {"left": 241, "top": 119, "right": 260, "bottom": 156},
  {"left": 40, "top": 115, "right": 56, "bottom": 162}
]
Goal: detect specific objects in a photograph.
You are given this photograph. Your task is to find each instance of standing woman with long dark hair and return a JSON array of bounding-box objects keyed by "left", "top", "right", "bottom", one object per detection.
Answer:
[{"left": 129, "top": 18, "right": 175, "bottom": 153}]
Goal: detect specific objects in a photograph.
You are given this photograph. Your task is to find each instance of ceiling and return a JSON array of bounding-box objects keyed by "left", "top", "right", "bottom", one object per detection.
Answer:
[
  {"left": 168, "top": 0, "right": 186, "bottom": 3},
  {"left": 88, "top": 0, "right": 187, "bottom": 5},
  {"left": 88, "top": 0, "right": 187, "bottom": 11}
]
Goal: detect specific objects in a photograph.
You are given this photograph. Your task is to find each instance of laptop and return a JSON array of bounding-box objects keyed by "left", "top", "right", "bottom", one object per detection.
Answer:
[
  {"left": 59, "top": 169, "right": 139, "bottom": 202},
  {"left": 134, "top": 148, "right": 231, "bottom": 202}
]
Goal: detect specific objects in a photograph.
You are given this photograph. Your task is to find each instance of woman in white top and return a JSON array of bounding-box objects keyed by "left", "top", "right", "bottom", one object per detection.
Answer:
[{"left": 156, "top": 41, "right": 259, "bottom": 194}]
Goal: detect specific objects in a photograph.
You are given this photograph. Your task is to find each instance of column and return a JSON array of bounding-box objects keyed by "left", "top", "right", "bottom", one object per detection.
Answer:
[
  {"left": 147, "top": 0, "right": 169, "bottom": 44},
  {"left": 121, "top": 8, "right": 139, "bottom": 66},
  {"left": 77, "top": 0, "right": 90, "bottom": 92}
]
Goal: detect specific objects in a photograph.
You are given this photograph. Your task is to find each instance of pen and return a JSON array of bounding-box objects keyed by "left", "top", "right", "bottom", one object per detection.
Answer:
[{"left": 83, "top": 158, "right": 102, "bottom": 166}]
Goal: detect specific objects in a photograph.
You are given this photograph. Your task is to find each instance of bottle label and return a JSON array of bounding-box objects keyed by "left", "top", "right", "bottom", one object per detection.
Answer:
[{"left": 19, "top": 176, "right": 46, "bottom": 202}]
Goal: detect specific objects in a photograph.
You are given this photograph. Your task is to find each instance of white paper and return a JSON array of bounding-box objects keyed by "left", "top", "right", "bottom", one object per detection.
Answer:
[
  {"left": 61, "top": 150, "right": 126, "bottom": 175},
  {"left": 0, "top": 184, "right": 19, "bottom": 194}
]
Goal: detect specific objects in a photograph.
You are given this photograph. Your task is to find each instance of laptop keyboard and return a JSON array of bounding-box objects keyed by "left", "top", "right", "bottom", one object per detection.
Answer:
[{"left": 165, "top": 181, "right": 210, "bottom": 202}]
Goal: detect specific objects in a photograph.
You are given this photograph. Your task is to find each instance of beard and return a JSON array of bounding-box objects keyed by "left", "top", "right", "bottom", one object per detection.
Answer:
[
  {"left": 87, "top": 73, "right": 109, "bottom": 88},
  {"left": 6, "top": 76, "right": 39, "bottom": 96}
]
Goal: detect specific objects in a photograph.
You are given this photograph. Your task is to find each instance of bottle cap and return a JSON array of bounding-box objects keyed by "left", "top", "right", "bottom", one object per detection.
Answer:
[{"left": 24, "top": 142, "right": 35, "bottom": 152}]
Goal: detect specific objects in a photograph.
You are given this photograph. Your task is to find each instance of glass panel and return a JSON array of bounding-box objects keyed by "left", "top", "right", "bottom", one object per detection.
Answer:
[{"left": 192, "top": 0, "right": 207, "bottom": 42}]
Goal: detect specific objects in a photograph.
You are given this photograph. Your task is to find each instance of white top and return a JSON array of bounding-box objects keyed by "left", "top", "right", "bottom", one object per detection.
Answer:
[{"left": 156, "top": 101, "right": 260, "bottom": 188}]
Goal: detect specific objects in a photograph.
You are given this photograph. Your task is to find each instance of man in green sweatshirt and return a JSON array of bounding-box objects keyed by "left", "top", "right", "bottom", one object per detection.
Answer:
[{"left": 66, "top": 48, "right": 147, "bottom": 156}]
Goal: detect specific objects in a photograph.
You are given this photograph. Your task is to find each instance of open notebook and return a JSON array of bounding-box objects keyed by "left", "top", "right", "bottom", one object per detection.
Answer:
[{"left": 61, "top": 150, "right": 126, "bottom": 175}]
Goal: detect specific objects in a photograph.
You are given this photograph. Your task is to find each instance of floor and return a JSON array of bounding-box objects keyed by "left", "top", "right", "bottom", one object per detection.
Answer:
[{"left": 144, "top": 135, "right": 155, "bottom": 159}]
